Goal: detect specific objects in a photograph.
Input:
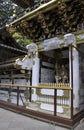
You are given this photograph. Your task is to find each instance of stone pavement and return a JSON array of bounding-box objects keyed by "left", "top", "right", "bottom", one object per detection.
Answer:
[{"left": 0, "top": 108, "right": 84, "bottom": 130}]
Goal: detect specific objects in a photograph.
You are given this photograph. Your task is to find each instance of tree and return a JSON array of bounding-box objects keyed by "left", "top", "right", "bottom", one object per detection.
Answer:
[
  {"left": 0, "top": 0, "right": 24, "bottom": 28},
  {"left": 0, "top": 0, "right": 32, "bottom": 46}
]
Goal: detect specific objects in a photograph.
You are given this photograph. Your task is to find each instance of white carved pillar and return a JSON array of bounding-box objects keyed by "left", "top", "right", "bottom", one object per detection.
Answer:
[
  {"left": 65, "top": 33, "right": 79, "bottom": 110},
  {"left": 32, "top": 56, "right": 40, "bottom": 101},
  {"left": 73, "top": 47, "right": 79, "bottom": 109},
  {"left": 69, "top": 46, "right": 72, "bottom": 88},
  {"left": 69, "top": 43, "right": 79, "bottom": 109}
]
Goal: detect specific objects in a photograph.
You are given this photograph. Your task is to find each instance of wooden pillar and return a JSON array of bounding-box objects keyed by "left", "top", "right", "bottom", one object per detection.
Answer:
[
  {"left": 73, "top": 46, "right": 79, "bottom": 109},
  {"left": 54, "top": 89, "right": 57, "bottom": 116},
  {"left": 17, "top": 86, "right": 19, "bottom": 106},
  {"left": 32, "top": 56, "right": 40, "bottom": 101},
  {"left": 69, "top": 45, "right": 73, "bottom": 119}
]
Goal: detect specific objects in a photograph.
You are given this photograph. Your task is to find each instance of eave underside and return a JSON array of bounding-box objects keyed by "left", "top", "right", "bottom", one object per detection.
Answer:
[
  {"left": 8, "top": 0, "right": 84, "bottom": 43},
  {"left": 0, "top": 28, "right": 27, "bottom": 62}
]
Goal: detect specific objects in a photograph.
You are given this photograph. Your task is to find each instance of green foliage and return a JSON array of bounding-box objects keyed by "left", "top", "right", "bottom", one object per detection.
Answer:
[{"left": 12, "top": 32, "right": 32, "bottom": 45}]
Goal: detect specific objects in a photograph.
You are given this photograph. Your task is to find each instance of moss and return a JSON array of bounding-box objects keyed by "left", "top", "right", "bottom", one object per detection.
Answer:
[{"left": 12, "top": 32, "right": 32, "bottom": 46}]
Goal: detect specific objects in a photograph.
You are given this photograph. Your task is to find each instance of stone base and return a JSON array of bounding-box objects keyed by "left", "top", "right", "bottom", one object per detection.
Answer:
[{"left": 26, "top": 102, "right": 39, "bottom": 110}]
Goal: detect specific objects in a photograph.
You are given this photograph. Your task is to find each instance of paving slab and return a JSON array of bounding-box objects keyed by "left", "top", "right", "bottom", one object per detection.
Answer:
[{"left": 0, "top": 108, "right": 84, "bottom": 130}]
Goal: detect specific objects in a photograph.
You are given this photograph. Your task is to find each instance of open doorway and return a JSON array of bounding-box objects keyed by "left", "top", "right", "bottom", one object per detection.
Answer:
[{"left": 39, "top": 47, "right": 69, "bottom": 85}]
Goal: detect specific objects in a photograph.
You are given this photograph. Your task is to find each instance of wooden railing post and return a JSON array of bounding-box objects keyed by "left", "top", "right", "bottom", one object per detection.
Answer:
[
  {"left": 17, "top": 86, "right": 19, "bottom": 106},
  {"left": 54, "top": 89, "right": 57, "bottom": 116},
  {"left": 29, "top": 87, "right": 31, "bottom": 102}
]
